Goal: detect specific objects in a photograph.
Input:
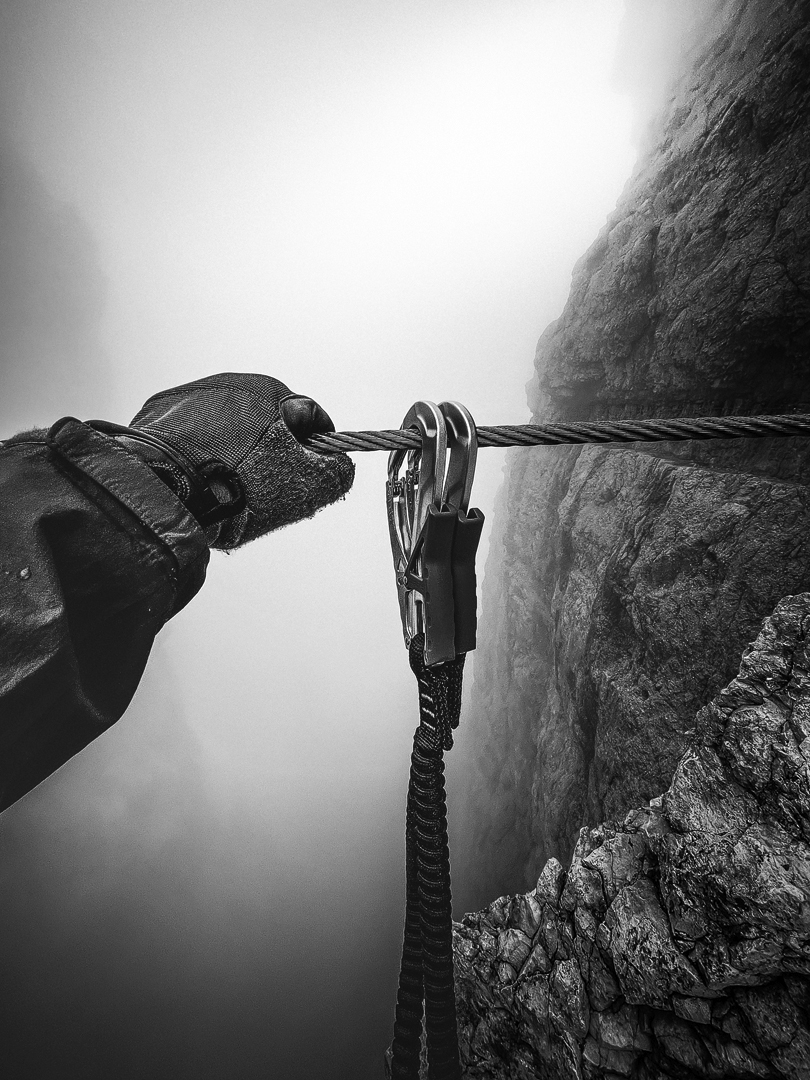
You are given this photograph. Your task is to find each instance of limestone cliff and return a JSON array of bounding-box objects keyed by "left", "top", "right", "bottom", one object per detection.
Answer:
[
  {"left": 459, "top": 0, "right": 810, "bottom": 911},
  {"left": 455, "top": 593, "right": 810, "bottom": 1079}
]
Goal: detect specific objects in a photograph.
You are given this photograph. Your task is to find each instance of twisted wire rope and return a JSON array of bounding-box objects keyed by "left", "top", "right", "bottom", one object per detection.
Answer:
[{"left": 304, "top": 412, "right": 810, "bottom": 453}]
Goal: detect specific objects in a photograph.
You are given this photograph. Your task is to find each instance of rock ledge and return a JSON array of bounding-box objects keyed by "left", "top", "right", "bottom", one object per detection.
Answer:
[{"left": 455, "top": 594, "right": 810, "bottom": 1079}]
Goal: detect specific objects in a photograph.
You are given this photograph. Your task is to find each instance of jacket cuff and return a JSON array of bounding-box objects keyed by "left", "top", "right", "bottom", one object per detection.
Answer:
[{"left": 45, "top": 417, "right": 210, "bottom": 616}]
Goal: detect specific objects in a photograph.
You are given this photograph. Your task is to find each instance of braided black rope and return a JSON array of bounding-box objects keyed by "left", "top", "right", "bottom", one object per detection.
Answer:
[
  {"left": 389, "top": 635, "right": 465, "bottom": 1080},
  {"left": 304, "top": 412, "right": 810, "bottom": 453}
]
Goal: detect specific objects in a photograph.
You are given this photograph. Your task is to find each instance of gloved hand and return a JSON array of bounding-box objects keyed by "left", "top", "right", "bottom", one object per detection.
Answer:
[{"left": 123, "top": 372, "right": 354, "bottom": 549}]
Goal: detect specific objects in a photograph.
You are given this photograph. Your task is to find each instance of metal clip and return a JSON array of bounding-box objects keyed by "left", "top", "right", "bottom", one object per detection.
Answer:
[{"left": 386, "top": 400, "right": 485, "bottom": 666}]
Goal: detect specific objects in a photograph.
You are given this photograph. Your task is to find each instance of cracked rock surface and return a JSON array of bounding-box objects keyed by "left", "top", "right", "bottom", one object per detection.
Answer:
[
  {"left": 454, "top": 594, "right": 810, "bottom": 1078},
  {"left": 458, "top": 0, "right": 810, "bottom": 908}
]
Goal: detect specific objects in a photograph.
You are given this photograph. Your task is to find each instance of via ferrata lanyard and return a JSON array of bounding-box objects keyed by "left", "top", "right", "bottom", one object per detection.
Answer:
[{"left": 385, "top": 402, "right": 484, "bottom": 1080}]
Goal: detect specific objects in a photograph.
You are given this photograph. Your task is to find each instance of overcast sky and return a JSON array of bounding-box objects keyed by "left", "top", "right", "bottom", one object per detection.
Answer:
[{"left": 0, "top": 2, "right": 640, "bottom": 1076}]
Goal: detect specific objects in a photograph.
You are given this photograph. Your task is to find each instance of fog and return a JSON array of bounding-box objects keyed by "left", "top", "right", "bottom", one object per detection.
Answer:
[{"left": 0, "top": 2, "right": 644, "bottom": 1076}]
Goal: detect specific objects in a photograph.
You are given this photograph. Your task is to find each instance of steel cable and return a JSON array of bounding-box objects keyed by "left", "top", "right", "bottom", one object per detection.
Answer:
[{"left": 304, "top": 412, "right": 810, "bottom": 453}]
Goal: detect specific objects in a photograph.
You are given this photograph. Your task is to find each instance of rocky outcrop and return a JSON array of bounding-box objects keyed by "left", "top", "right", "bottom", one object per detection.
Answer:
[
  {"left": 454, "top": 593, "right": 810, "bottom": 1078},
  {"left": 458, "top": 0, "right": 810, "bottom": 909},
  {"left": 450, "top": 3, "right": 810, "bottom": 1073}
]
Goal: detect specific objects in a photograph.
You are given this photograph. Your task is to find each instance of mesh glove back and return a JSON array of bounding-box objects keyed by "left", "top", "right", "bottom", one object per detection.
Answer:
[{"left": 130, "top": 372, "right": 354, "bottom": 549}]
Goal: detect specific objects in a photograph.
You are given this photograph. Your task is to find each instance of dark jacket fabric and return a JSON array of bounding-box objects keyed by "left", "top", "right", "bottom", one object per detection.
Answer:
[{"left": 0, "top": 417, "right": 210, "bottom": 812}]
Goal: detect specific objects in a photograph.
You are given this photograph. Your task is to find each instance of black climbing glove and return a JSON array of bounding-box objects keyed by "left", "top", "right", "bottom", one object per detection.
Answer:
[{"left": 124, "top": 372, "right": 354, "bottom": 549}]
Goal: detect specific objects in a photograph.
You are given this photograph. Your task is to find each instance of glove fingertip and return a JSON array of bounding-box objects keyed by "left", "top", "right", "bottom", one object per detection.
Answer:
[{"left": 280, "top": 396, "right": 336, "bottom": 442}]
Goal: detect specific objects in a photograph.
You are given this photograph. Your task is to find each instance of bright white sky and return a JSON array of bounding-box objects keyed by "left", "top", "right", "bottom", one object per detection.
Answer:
[
  {"left": 0, "top": 0, "right": 637, "bottom": 796},
  {"left": 0, "top": 1, "right": 637, "bottom": 1074}
]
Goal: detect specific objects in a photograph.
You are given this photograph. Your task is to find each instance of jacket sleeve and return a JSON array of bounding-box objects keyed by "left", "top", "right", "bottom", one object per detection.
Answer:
[{"left": 0, "top": 417, "right": 210, "bottom": 812}]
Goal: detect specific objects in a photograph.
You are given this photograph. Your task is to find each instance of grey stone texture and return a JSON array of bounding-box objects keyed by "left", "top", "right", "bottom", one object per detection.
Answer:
[
  {"left": 450, "top": 1, "right": 810, "bottom": 1075},
  {"left": 454, "top": 594, "right": 810, "bottom": 1078},
  {"left": 459, "top": 0, "right": 810, "bottom": 909}
]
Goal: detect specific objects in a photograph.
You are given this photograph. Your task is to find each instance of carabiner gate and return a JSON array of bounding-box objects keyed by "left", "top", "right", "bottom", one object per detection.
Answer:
[{"left": 386, "top": 400, "right": 485, "bottom": 666}]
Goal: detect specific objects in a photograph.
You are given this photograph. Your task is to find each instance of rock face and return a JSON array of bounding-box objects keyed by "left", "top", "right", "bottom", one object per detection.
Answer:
[
  {"left": 459, "top": 0, "right": 810, "bottom": 910},
  {"left": 454, "top": 593, "right": 810, "bottom": 1078}
]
